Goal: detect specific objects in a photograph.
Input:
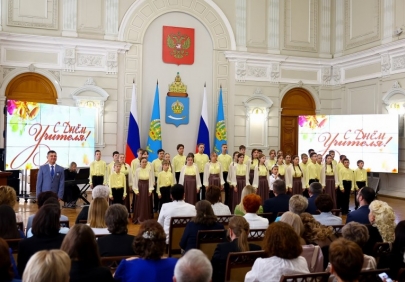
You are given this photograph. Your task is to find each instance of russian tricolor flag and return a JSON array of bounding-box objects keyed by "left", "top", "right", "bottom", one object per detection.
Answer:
[
  {"left": 196, "top": 84, "right": 210, "bottom": 156},
  {"left": 125, "top": 81, "right": 141, "bottom": 164}
]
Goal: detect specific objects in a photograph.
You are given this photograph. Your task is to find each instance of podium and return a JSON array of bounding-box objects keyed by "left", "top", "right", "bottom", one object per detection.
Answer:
[{"left": 0, "top": 172, "right": 12, "bottom": 185}]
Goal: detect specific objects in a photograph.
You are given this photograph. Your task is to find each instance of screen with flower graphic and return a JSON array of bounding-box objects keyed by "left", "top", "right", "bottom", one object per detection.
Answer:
[
  {"left": 5, "top": 100, "right": 95, "bottom": 170},
  {"left": 298, "top": 114, "right": 398, "bottom": 173}
]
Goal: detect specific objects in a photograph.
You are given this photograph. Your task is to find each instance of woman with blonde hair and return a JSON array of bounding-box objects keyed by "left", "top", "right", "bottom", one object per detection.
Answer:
[
  {"left": 0, "top": 185, "right": 22, "bottom": 222},
  {"left": 87, "top": 197, "right": 109, "bottom": 235},
  {"left": 300, "top": 212, "right": 336, "bottom": 247},
  {"left": 279, "top": 211, "right": 306, "bottom": 245},
  {"left": 22, "top": 250, "right": 71, "bottom": 282},
  {"left": 368, "top": 200, "right": 395, "bottom": 243},
  {"left": 211, "top": 216, "right": 261, "bottom": 282},
  {"left": 234, "top": 185, "right": 263, "bottom": 215}
]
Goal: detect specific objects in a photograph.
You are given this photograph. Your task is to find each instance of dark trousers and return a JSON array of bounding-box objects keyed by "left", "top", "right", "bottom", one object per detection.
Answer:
[
  {"left": 340, "top": 180, "right": 352, "bottom": 214},
  {"left": 305, "top": 178, "right": 319, "bottom": 198},
  {"left": 269, "top": 190, "right": 275, "bottom": 198},
  {"left": 111, "top": 188, "right": 124, "bottom": 205},
  {"left": 153, "top": 177, "right": 159, "bottom": 212},
  {"left": 175, "top": 172, "right": 181, "bottom": 184},
  {"left": 197, "top": 172, "right": 205, "bottom": 201},
  {"left": 92, "top": 175, "right": 104, "bottom": 187},
  {"left": 159, "top": 186, "right": 171, "bottom": 210},
  {"left": 223, "top": 172, "right": 229, "bottom": 206},
  {"left": 355, "top": 181, "right": 366, "bottom": 209}
]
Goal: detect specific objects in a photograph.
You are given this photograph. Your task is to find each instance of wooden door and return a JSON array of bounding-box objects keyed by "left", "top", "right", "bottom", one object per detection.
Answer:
[{"left": 280, "top": 88, "right": 316, "bottom": 155}]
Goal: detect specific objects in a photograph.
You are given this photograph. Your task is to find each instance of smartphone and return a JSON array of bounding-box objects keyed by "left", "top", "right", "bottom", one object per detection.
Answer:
[{"left": 378, "top": 272, "right": 393, "bottom": 282}]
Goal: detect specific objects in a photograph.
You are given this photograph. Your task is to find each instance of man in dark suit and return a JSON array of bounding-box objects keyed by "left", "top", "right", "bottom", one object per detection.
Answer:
[
  {"left": 263, "top": 179, "right": 290, "bottom": 221},
  {"left": 345, "top": 186, "right": 375, "bottom": 224},
  {"left": 36, "top": 150, "right": 65, "bottom": 200},
  {"left": 306, "top": 182, "right": 322, "bottom": 214}
]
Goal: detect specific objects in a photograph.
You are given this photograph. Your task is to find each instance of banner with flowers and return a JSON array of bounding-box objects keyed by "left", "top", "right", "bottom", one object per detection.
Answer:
[
  {"left": 298, "top": 114, "right": 398, "bottom": 173},
  {"left": 6, "top": 100, "right": 96, "bottom": 170}
]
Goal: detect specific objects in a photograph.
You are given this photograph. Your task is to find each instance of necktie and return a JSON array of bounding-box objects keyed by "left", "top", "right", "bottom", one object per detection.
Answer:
[{"left": 51, "top": 166, "right": 55, "bottom": 178}]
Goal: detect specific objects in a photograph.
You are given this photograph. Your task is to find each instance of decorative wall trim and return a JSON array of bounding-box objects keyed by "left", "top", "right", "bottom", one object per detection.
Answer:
[
  {"left": 319, "top": 0, "right": 331, "bottom": 56},
  {"left": 382, "top": 81, "right": 405, "bottom": 106},
  {"left": 105, "top": 0, "right": 119, "bottom": 40},
  {"left": 382, "top": 0, "right": 394, "bottom": 44},
  {"left": 335, "top": 0, "right": 344, "bottom": 55},
  {"left": 62, "top": 0, "right": 78, "bottom": 37},
  {"left": 279, "top": 83, "right": 321, "bottom": 113},
  {"left": 235, "top": 0, "right": 246, "bottom": 50},
  {"left": 267, "top": 0, "right": 280, "bottom": 52}
]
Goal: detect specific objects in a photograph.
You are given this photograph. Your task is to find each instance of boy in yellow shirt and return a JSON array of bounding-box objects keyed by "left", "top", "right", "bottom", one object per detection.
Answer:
[
  {"left": 338, "top": 158, "right": 354, "bottom": 215},
  {"left": 157, "top": 160, "right": 175, "bottom": 208},
  {"left": 354, "top": 160, "right": 368, "bottom": 210},
  {"left": 109, "top": 162, "right": 127, "bottom": 205}
]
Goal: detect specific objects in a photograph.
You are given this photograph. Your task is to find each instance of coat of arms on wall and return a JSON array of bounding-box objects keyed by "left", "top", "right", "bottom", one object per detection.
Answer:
[
  {"left": 162, "top": 26, "right": 195, "bottom": 65},
  {"left": 166, "top": 72, "right": 189, "bottom": 127}
]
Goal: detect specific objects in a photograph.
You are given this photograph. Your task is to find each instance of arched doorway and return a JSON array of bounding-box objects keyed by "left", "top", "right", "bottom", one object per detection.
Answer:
[
  {"left": 5, "top": 72, "right": 57, "bottom": 104},
  {"left": 280, "top": 88, "right": 316, "bottom": 155}
]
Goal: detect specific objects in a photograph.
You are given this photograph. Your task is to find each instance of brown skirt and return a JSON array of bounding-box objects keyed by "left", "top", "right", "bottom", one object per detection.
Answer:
[
  {"left": 133, "top": 180, "right": 153, "bottom": 223},
  {"left": 325, "top": 175, "right": 337, "bottom": 209},
  {"left": 257, "top": 176, "right": 269, "bottom": 204},
  {"left": 184, "top": 175, "right": 197, "bottom": 205},
  {"left": 208, "top": 173, "right": 221, "bottom": 187},
  {"left": 231, "top": 175, "right": 246, "bottom": 212},
  {"left": 249, "top": 170, "right": 254, "bottom": 185},
  {"left": 124, "top": 174, "right": 131, "bottom": 217},
  {"left": 292, "top": 177, "right": 303, "bottom": 195}
]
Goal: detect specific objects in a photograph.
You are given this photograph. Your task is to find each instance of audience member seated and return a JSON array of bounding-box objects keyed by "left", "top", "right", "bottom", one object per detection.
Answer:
[
  {"left": 263, "top": 180, "right": 290, "bottom": 222},
  {"left": 233, "top": 185, "right": 263, "bottom": 215},
  {"left": 279, "top": 211, "right": 306, "bottom": 245},
  {"left": 275, "top": 194, "right": 308, "bottom": 222},
  {"left": 305, "top": 182, "right": 322, "bottom": 214},
  {"left": 157, "top": 184, "right": 196, "bottom": 244},
  {"left": 300, "top": 213, "right": 336, "bottom": 248},
  {"left": 114, "top": 220, "right": 178, "bottom": 282},
  {"left": 173, "top": 249, "right": 212, "bottom": 282},
  {"left": 0, "top": 185, "right": 22, "bottom": 222},
  {"left": 27, "top": 191, "right": 69, "bottom": 231},
  {"left": 328, "top": 238, "right": 364, "bottom": 282},
  {"left": 0, "top": 205, "right": 24, "bottom": 239},
  {"left": 313, "top": 194, "right": 342, "bottom": 225},
  {"left": 27, "top": 198, "right": 69, "bottom": 237},
  {"left": 346, "top": 187, "right": 375, "bottom": 224},
  {"left": 0, "top": 237, "right": 20, "bottom": 282},
  {"left": 245, "top": 222, "right": 310, "bottom": 281},
  {"left": 22, "top": 250, "right": 70, "bottom": 282},
  {"left": 180, "top": 200, "right": 224, "bottom": 253},
  {"left": 60, "top": 224, "right": 113, "bottom": 282},
  {"left": 211, "top": 216, "right": 261, "bottom": 282},
  {"left": 63, "top": 162, "right": 80, "bottom": 208},
  {"left": 97, "top": 204, "right": 135, "bottom": 256},
  {"left": 379, "top": 220, "right": 405, "bottom": 280},
  {"left": 88, "top": 197, "right": 110, "bottom": 235},
  {"left": 75, "top": 185, "right": 110, "bottom": 224},
  {"left": 17, "top": 204, "right": 66, "bottom": 276},
  {"left": 243, "top": 194, "right": 269, "bottom": 229},
  {"left": 205, "top": 185, "right": 231, "bottom": 216}
]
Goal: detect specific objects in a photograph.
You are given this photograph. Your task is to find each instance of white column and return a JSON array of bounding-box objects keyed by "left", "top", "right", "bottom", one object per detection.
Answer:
[
  {"left": 0, "top": 0, "right": 3, "bottom": 31},
  {"left": 105, "top": 0, "right": 119, "bottom": 40},
  {"left": 267, "top": 0, "right": 280, "bottom": 54},
  {"left": 62, "top": 0, "right": 78, "bottom": 37},
  {"left": 236, "top": 0, "right": 247, "bottom": 51},
  {"left": 320, "top": 0, "right": 331, "bottom": 58},
  {"left": 335, "top": 0, "right": 344, "bottom": 57},
  {"left": 382, "top": 0, "right": 394, "bottom": 44}
]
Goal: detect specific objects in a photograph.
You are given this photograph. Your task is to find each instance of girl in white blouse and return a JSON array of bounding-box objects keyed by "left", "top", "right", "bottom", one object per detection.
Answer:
[
  {"left": 253, "top": 154, "right": 270, "bottom": 203},
  {"left": 203, "top": 152, "right": 225, "bottom": 200}
]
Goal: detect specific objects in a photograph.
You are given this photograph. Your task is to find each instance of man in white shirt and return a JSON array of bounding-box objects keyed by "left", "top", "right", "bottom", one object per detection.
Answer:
[
  {"left": 158, "top": 184, "right": 196, "bottom": 244},
  {"left": 313, "top": 194, "right": 342, "bottom": 225},
  {"left": 205, "top": 185, "right": 231, "bottom": 215}
]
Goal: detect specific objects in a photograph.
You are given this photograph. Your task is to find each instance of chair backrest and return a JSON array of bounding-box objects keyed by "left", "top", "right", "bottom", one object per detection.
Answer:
[
  {"left": 328, "top": 225, "right": 344, "bottom": 236},
  {"left": 301, "top": 245, "right": 324, "bottom": 273},
  {"left": 372, "top": 242, "right": 391, "bottom": 264},
  {"left": 225, "top": 251, "right": 267, "bottom": 282},
  {"left": 277, "top": 211, "right": 285, "bottom": 217},
  {"left": 279, "top": 272, "right": 330, "bottom": 282},
  {"left": 358, "top": 268, "right": 390, "bottom": 282},
  {"left": 5, "top": 238, "right": 23, "bottom": 254},
  {"left": 95, "top": 234, "right": 109, "bottom": 239},
  {"left": 397, "top": 267, "right": 405, "bottom": 282},
  {"left": 247, "top": 229, "right": 266, "bottom": 248},
  {"left": 16, "top": 222, "right": 24, "bottom": 233},
  {"left": 79, "top": 220, "right": 87, "bottom": 224},
  {"left": 60, "top": 220, "right": 70, "bottom": 228},
  {"left": 257, "top": 213, "right": 274, "bottom": 223},
  {"left": 197, "top": 229, "right": 227, "bottom": 259},
  {"left": 168, "top": 216, "right": 192, "bottom": 257},
  {"left": 217, "top": 215, "right": 233, "bottom": 228},
  {"left": 330, "top": 209, "right": 341, "bottom": 216},
  {"left": 100, "top": 255, "right": 134, "bottom": 274}
]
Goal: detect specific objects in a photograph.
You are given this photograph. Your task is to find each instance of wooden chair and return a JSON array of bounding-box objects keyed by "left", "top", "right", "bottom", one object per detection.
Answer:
[
  {"left": 16, "top": 222, "right": 24, "bottom": 233},
  {"left": 372, "top": 242, "right": 391, "bottom": 264},
  {"left": 331, "top": 209, "right": 341, "bottom": 216},
  {"left": 60, "top": 220, "right": 70, "bottom": 228},
  {"left": 5, "top": 238, "right": 23, "bottom": 254},
  {"left": 101, "top": 255, "right": 134, "bottom": 274},
  {"left": 328, "top": 224, "right": 344, "bottom": 236},
  {"left": 168, "top": 216, "right": 192, "bottom": 258},
  {"left": 397, "top": 267, "right": 405, "bottom": 282},
  {"left": 217, "top": 215, "right": 233, "bottom": 228},
  {"left": 279, "top": 272, "right": 330, "bottom": 282},
  {"left": 79, "top": 220, "right": 87, "bottom": 224},
  {"left": 196, "top": 229, "right": 227, "bottom": 259},
  {"left": 247, "top": 229, "right": 266, "bottom": 248},
  {"left": 358, "top": 268, "right": 390, "bottom": 282},
  {"left": 257, "top": 213, "right": 274, "bottom": 223},
  {"left": 225, "top": 251, "right": 266, "bottom": 282}
]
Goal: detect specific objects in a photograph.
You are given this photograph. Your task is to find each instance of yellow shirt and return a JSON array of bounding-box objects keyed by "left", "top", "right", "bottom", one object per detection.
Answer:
[
  {"left": 249, "top": 159, "right": 259, "bottom": 171},
  {"left": 208, "top": 162, "right": 221, "bottom": 174},
  {"left": 120, "top": 163, "right": 132, "bottom": 186},
  {"left": 137, "top": 168, "right": 150, "bottom": 180},
  {"left": 299, "top": 162, "right": 308, "bottom": 172},
  {"left": 354, "top": 168, "right": 368, "bottom": 189},
  {"left": 258, "top": 165, "right": 268, "bottom": 176},
  {"left": 194, "top": 153, "right": 209, "bottom": 173},
  {"left": 185, "top": 165, "right": 197, "bottom": 175},
  {"left": 307, "top": 162, "right": 320, "bottom": 180},
  {"left": 152, "top": 158, "right": 163, "bottom": 175},
  {"left": 218, "top": 154, "right": 232, "bottom": 172},
  {"left": 89, "top": 160, "right": 107, "bottom": 184},
  {"left": 236, "top": 164, "right": 248, "bottom": 176},
  {"left": 109, "top": 172, "right": 127, "bottom": 197},
  {"left": 324, "top": 164, "right": 335, "bottom": 176},
  {"left": 157, "top": 170, "right": 174, "bottom": 195},
  {"left": 266, "top": 159, "right": 276, "bottom": 170},
  {"left": 172, "top": 154, "right": 186, "bottom": 172},
  {"left": 243, "top": 155, "right": 251, "bottom": 165},
  {"left": 339, "top": 167, "right": 355, "bottom": 191},
  {"left": 291, "top": 165, "right": 303, "bottom": 177},
  {"left": 332, "top": 160, "right": 338, "bottom": 167},
  {"left": 130, "top": 158, "right": 141, "bottom": 172},
  {"left": 107, "top": 161, "right": 115, "bottom": 175},
  {"left": 277, "top": 163, "right": 286, "bottom": 176}
]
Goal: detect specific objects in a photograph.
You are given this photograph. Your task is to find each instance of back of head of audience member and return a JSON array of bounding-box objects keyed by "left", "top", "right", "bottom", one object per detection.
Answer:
[
  {"left": 342, "top": 222, "right": 369, "bottom": 248},
  {"left": 264, "top": 222, "right": 302, "bottom": 259},
  {"left": 91, "top": 185, "right": 110, "bottom": 199},
  {"left": 205, "top": 186, "right": 221, "bottom": 205},
  {"left": 289, "top": 195, "right": 308, "bottom": 214},
  {"left": 0, "top": 205, "right": 20, "bottom": 239},
  {"left": 193, "top": 200, "right": 217, "bottom": 225},
  {"left": 309, "top": 182, "right": 322, "bottom": 196},
  {"left": 43, "top": 197, "right": 60, "bottom": 207},
  {"left": 279, "top": 211, "right": 304, "bottom": 238},
  {"left": 228, "top": 216, "right": 250, "bottom": 252},
  {"left": 32, "top": 204, "right": 61, "bottom": 237},
  {"left": 170, "top": 184, "right": 185, "bottom": 201},
  {"left": 358, "top": 187, "right": 375, "bottom": 205},
  {"left": 393, "top": 220, "right": 405, "bottom": 255},
  {"left": 37, "top": 191, "right": 58, "bottom": 208},
  {"left": 243, "top": 194, "right": 261, "bottom": 214},
  {"left": 0, "top": 237, "right": 14, "bottom": 281},
  {"left": 0, "top": 185, "right": 17, "bottom": 207},
  {"left": 173, "top": 249, "right": 212, "bottom": 282},
  {"left": 60, "top": 224, "right": 100, "bottom": 267},
  {"left": 368, "top": 200, "right": 395, "bottom": 243},
  {"left": 315, "top": 194, "right": 334, "bottom": 212},
  {"left": 329, "top": 238, "right": 364, "bottom": 282},
  {"left": 133, "top": 220, "right": 166, "bottom": 260},
  {"left": 273, "top": 180, "right": 286, "bottom": 195},
  {"left": 105, "top": 204, "right": 128, "bottom": 234},
  {"left": 88, "top": 197, "right": 108, "bottom": 228},
  {"left": 300, "top": 212, "right": 334, "bottom": 243},
  {"left": 238, "top": 185, "right": 257, "bottom": 213},
  {"left": 22, "top": 250, "right": 71, "bottom": 282}
]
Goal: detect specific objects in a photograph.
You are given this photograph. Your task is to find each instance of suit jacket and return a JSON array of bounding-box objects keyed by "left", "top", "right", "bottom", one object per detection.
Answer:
[
  {"left": 363, "top": 225, "right": 383, "bottom": 256},
  {"left": 211, "top": 239, "right": 261, "bottom": 282},
  {"left": 263, "top": 193, "right": 290, "bottom": 221},
  {"left": 97, "top": 234, "right": 136, "bottom": 257},
  {"left": 69, "top": 261, "right": 114, "bottom": 282},
  {"left": 179, "top": 222, "right": 225, "bottom": 252},
  {"left": 306, "top": 194, "right": 320, "bottom": 214},
  {"left": 346, "top": 205, "right": 370, "bottom": 224},
  {"left": 36, "top": 163, "right": 65, "bottom": 199}
]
